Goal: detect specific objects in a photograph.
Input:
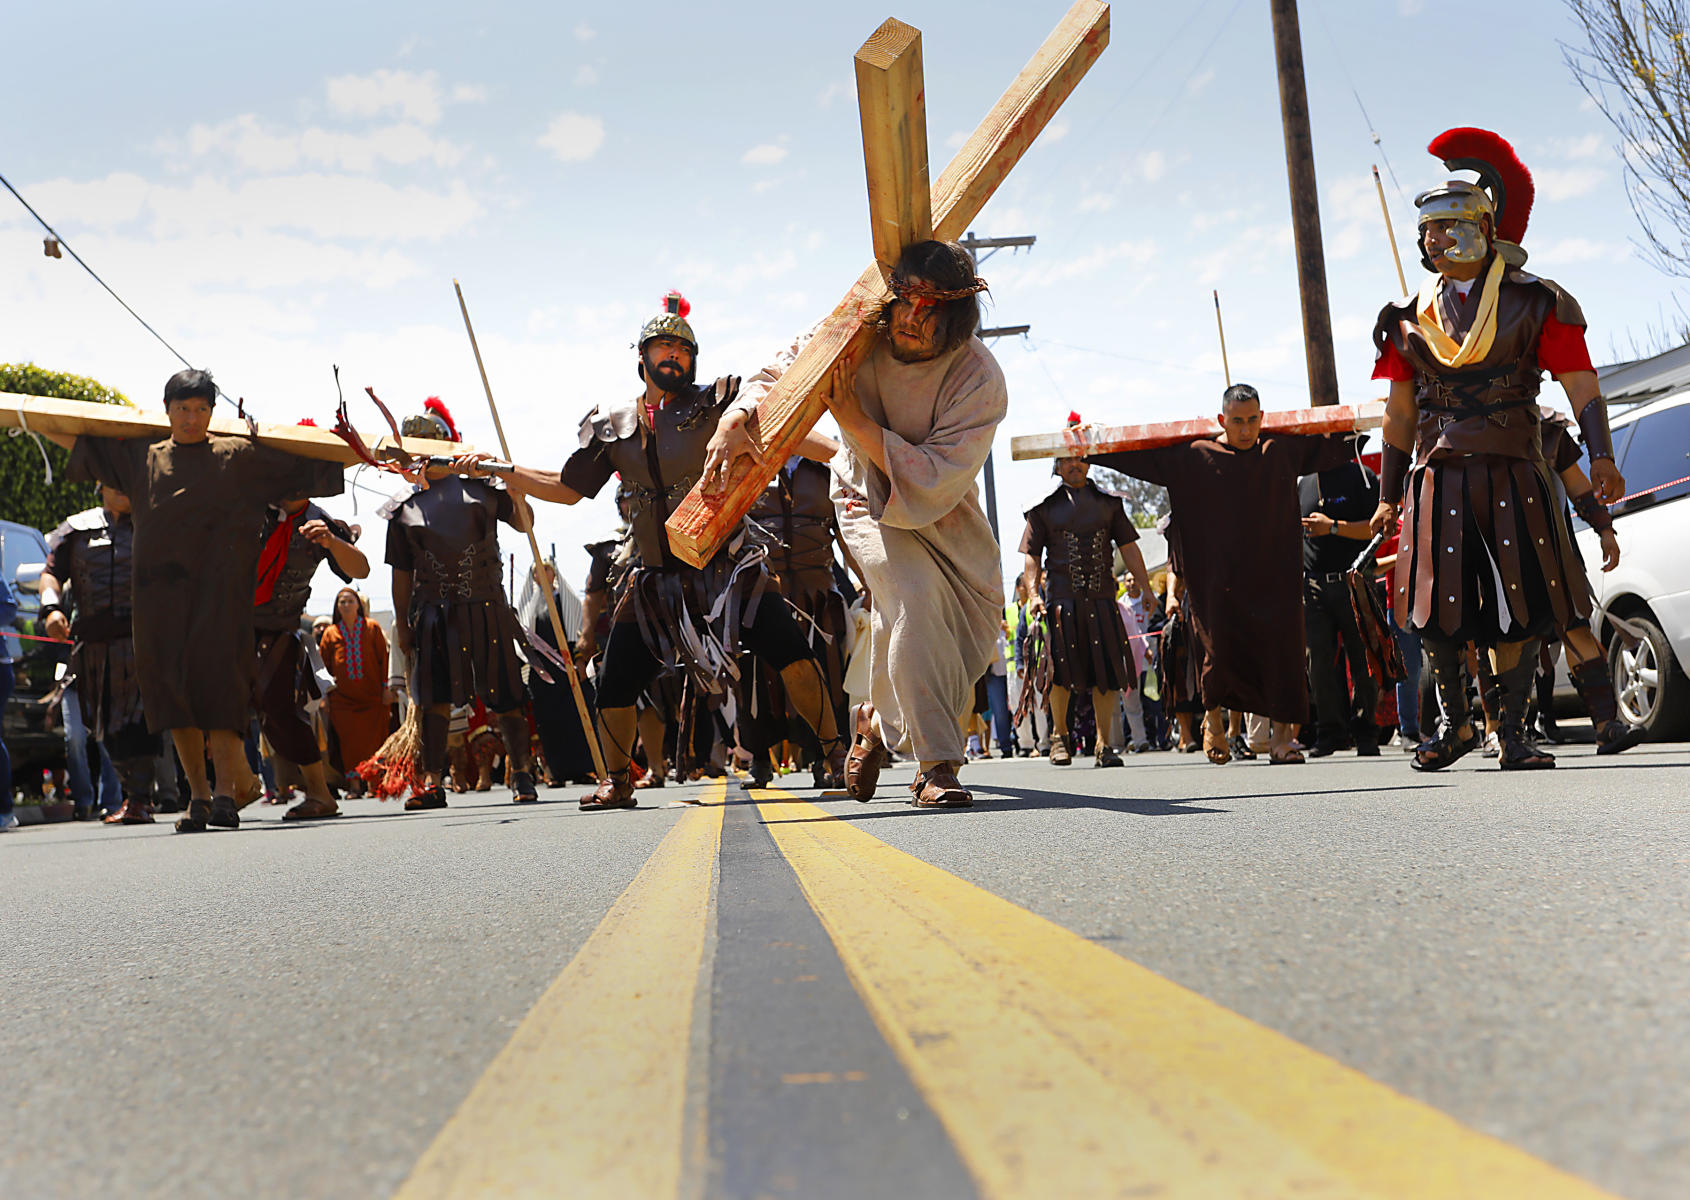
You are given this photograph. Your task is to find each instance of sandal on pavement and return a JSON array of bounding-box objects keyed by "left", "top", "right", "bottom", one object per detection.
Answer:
[
  {"left": 511, "top": 769, "right": 539, "bottom": 804},
  {"left": 1048, "top": 734, "right": 1072, "bottom": 766},
  {"left": 845, "top": 704, "right": 889, "bottom": 802},
  {"left": 207, "top": 796, "right": 241, "bottom": 829},
  {"left": 909, "top": 765, "right": 973, "bottom": 808},
  {"left": 1411, "top": 724, "right": 1482, "bottom": 773},
  {"left": 283, "top": 797, "right": 341, "bottom": 822},
  {"left": 404, "top": 786, "right": 449, "bottom": 812},
  {"left": 1268, "top": 748, "right": 1305, "bottom": 765},
  {"left": 174, "top": 798, "right": 211, "bottom": 834},
  {"left": 1497, "top": 721, "right": 1555, "bottom": 771},
  {"left": 1203, "top": 720, "right": 1231, "bottom": 766},
  {"left": 580, "top": 770, "right": 638, "bottom": 811},
  {"left": 104, "top": 798, "right": 155, "bottom": 826}
]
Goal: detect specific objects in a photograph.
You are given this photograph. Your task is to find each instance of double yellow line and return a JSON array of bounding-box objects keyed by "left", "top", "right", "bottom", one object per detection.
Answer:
[{"left": 397, "top": 786, "right": 1617, "bottom": 1199}]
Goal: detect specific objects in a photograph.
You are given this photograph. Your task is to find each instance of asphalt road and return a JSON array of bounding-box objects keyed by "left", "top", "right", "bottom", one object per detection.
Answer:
[{"left": 3, "top": 741, "right": 1687, "bottom": 1199}]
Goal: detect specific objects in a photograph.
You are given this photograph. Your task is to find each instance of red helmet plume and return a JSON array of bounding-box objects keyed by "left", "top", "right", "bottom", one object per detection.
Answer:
[
  {"left": 1067, "top": 410, "right": 1083, "bottom": 426},
  {"left": 424, "top": 396, "right": 460, "bottom": 442},
  {"left": 662, "top": 290, "right": 691, "bottom": 319},
  {"left": 1427, "top": 127, "right": 1534, "bottom": 246}
]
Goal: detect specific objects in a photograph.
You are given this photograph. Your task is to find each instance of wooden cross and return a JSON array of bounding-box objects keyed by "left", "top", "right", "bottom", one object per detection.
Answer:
[
  {"left": 1009, "top": 402, "right": 1386, "bottom": 462},
  {"left": 664, "top": 1, "right": 1111, "bottom": 568},
  {"left": 0, "top": 393, "right": 465, "bottom": 465}
]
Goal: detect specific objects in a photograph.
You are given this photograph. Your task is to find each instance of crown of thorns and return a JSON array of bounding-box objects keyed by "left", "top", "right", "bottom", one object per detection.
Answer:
[{"left": 889, "top": 275, "right": 989, "bottom": 303}]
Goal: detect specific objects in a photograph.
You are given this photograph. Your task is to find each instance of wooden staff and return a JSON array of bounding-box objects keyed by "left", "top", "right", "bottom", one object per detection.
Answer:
[
  {"left": 454, "top": 280, "right": 608, "bottom": 780},
  {"left": 1213, "top": 289, "right": 1232, "bottom": 386},
  {"left": 1374, "top": 165, "right": 1408, "bottom": 295}
]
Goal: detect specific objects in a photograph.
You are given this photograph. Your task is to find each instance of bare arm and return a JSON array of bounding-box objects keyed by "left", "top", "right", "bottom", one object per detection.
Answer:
[
  {"left": 1370, "top": 378, "right": 1417, "bottom": 535},
  {"left": 1023, "top": 552, "right": 1045, "bottom": 616},
  {"left": 391, "top": 569, "right": 414, "bottom": 656},
  {"left": 302, "top": 520, "right": 370, "bottom": 579},
  {"left": 38, "top": 570, "right": 68, "bottom": 640},
  {"left": 1119, "top": 541, "right": 1151, "bottom": 597},
  {"left": 452, "top": 455, "right": 582, "bottom": 505}
]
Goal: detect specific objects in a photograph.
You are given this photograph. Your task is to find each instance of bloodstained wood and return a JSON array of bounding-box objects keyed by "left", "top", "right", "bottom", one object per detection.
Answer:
[
  {"left": 855, "top": 18, "right": 932, "bottom": 270},
  {"left": 1008, "top": 401, "right": 1386, "bottom": 461},
  {"left": 665, "top": 0, "right": 1110, "bottom": 568},
  {"left": 0, "top": 394, "right": 464, "bottom": 465}
]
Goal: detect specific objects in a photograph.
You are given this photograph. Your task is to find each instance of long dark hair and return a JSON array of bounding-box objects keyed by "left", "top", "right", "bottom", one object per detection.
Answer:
[{"left": 869, "top": 240, "right": 985, "bottom": 358}]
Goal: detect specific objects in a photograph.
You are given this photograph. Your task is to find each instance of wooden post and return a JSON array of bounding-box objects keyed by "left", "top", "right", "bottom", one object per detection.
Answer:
[
  {"left": 0, "top": 393, "right": 462, "bottom": 464},
  {"left": 855, "top": 19, "right": 932, "bottom": 271},
  {"left": 665, "top": 0, "right": 1110, "bottom": 568},
  {"left": 1009, "top": 402, "right": 1385, "bottom": 461},
  {"left": 1268, "top": 0, "right": 1339, "bottom": 407}
]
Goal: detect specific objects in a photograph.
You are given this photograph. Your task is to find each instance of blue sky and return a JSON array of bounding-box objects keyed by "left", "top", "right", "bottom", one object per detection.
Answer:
[{"left": 3, "top": 0, "right": 1674, "bottom": 614}]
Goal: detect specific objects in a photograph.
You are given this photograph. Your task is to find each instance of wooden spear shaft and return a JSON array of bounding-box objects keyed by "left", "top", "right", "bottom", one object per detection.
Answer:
[
  {"left": 1213, "top": 290, "right": 1232, "bottom": 387},
  {"left": 453, "top": 280, "right": 608, "bottom": 781},
  {"left": 1374, "top": 165, "right": 1408, "bottom": 295}
]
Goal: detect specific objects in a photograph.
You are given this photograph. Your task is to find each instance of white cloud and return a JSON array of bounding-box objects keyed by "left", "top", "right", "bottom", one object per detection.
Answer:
[
  {"left": 1547, "top": 133, "right": 1604, "bottom": 160},
  {"left": 999, "top": 239, "right": 1157, "bottom": 287},
  {"left": 1140, "top": 150, "right": 1166, "bottom": 183},
  {"left": 1531, "top": 237, "right": 1629, "bottom": 264},
  {"left": 1186, "top": 68, "right": 1216, "bottom": 97},
  {"left": 946, "top": 130, "right": 968, "bottom": 150},
  {"left": 1399, "top": 0, "right": 1424, "bottom": 13},
  {"left": 1536, "top": 166, "right": 1606, "bottom": 200},
  {"left": 574, "top": 23, "right": 596, "bottom": 41},
  {"left": 741, "top": 143, "right": 788, "bottom": 166},
  {"left": 538, "top": 112, "right": 606, "bottom": 163},
  {"left": 1045, "top": 118, "right": 1071, "bottom": 143},
  {"left": 818, "top": 79, "right": 852, "bottom": 109},
  {"left": 1077, "top": 193, "right": 1115, "bottom": 213},
  {"left": 186, "top": 114, "right": 467, "bottom": 173},
  {"left": 326, "top": 69, "right": 446, "bottom": 125},
  {"left": 451, "top": 83, "right": 488, "bottom": 104},
  {"left": 575, "top": 65, "right": 599, "bottom": 87}
]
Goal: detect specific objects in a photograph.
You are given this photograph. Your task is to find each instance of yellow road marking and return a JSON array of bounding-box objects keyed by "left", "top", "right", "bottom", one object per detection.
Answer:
[
  {"left": 394, "top": 785, "right": 724, "bottom": 1200},
  {"left": 758, "top": 795, "right": 1619, "bottom": 1200}
]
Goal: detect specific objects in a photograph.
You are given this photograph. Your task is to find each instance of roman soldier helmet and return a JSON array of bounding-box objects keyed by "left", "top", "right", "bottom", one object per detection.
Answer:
[
  {"left": 1053, "top": 410, "right": 1084, "bottom": 474},
  {"left": 400, "top": 396, "right": 460, "bottom": 441},
  {"left": 1414, "top": 127, "right": 1535, "bottom": 270},
  {"left": 638, "top": 290, "right": 697, "bottom": 354}
]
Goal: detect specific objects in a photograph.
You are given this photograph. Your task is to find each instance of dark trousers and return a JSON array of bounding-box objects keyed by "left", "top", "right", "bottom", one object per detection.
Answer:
[
  {"left": 254, "top": 632, "right": 320, "bottom": 766},
  {"left": 984, "top": 672, "right": 1012, "bottom": 753},
  {"left": 1304, "top": 575, "right": 1379, "bottom": 744}
]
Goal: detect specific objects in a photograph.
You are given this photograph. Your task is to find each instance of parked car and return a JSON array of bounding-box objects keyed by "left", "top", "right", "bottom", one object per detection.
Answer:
[
  {"left": 1569, "top": 392, "right": 1690, "bottom": 740},
  {"left": 1, "top": 518, "right": 63, "bottom": 793}
]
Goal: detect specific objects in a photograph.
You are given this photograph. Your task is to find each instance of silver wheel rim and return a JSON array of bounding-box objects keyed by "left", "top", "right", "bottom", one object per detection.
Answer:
[{"left": 1615, "top": 637, "right": 1661, "bottom": 727}]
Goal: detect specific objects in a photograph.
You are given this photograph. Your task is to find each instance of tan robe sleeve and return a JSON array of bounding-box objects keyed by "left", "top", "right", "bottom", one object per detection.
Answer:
[{"left": 870, "top": 350, "right": 1007, "bottom": 531}]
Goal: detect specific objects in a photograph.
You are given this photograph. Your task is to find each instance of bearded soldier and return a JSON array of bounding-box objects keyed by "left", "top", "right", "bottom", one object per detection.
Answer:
[
  {"left": 386, "top": 399, "right": 540, "bottom": 809},
  {"left": 1369, "top": 129, "right": 1624, "bottom": 771},
  {"left": 38, "top": 488, "right": 160, "bottom": 825},
  {"left": 1021, "top": 419, "right": 1151, "bottom": 768},
  {"left": 456, "top": 294, "right": 844, "bottom": 810}
]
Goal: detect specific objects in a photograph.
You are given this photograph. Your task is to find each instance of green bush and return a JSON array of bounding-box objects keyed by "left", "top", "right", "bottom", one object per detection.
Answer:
[{"left": 0, "top": 363, "right": 130, "bottom": 532}]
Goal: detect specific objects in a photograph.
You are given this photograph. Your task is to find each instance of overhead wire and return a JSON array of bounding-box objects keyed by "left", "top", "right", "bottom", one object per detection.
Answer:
[{"left": 1305, "top": 0, "right": 1407, "bottom": 200}]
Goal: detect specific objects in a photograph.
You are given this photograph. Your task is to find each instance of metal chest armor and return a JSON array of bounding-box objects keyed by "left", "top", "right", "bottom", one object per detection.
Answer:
[
  {"left": 63, "top": 508, "right": 135, "bottom": 640},
  {"left": 393, "top": 476, "right": 508, "bottom": 603},
  {"left": 748, "top": 459, "right": 836, "bottom": 596},
  {"left": 578, "top": 377, "right": 741, "bottom": 568},
  {"left": 1033, "top": 483, "right": 1119, "bottom": 600}
]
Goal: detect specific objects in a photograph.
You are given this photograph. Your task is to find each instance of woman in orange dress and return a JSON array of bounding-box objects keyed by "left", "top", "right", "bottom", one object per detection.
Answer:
[{"left": 320, "top": 587, "right": 390, "bottom": 794}]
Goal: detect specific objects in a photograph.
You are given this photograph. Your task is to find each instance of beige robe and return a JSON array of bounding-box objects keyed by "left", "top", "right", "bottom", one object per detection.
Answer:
[{"left": 833, "top": 337, "right": 1007, "bottom": 765}]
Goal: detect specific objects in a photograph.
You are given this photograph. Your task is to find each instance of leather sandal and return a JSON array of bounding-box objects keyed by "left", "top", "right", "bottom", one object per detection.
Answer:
[
  {"left": 1595, "top": 719, "right": 1647, "bottom": 756},
  {"left": 174, "top": 798, "right": 211, "bottom": 834},
  {"left": 511, "top": 769, "right": 539, "bottom": 804},
  {"left": 580, "top": 770, "right": 638, "bottom": 811},
  {"left": 1411, "top": 723, "right": 1482, "bottom": 772},
  {"left": 404, "top": 786, "right": 449, "bottom": 811},
  {"left": 844, "top": 705, "right": 889, "bottom": 802},
  {"left": 1094, "top": 745, "right": 1124, "bottom": 768},
  {"left": 1497, "top": 721, "right": 1555, "bottom": 771},
  {"left": 1048, "top": 734, "right": 1072, "bottom": 766},
  {"left": 207, "top": 796, "right": 241, "bottom": 829},
  {"left": 104, "top": 798, "right": 154, "bottom": 826},
  {"left": 283, "top": 796, "right": 341, "bottom": 822},
  {"left": 910, "top": 765, "right": 973, "bottom": 808},
  {"left": 1202, "top": 721, "right": 1231, "bottom": 766}
]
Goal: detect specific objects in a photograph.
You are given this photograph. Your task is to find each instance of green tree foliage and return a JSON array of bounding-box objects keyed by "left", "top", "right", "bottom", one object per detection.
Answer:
[
  {"left": 1091, "top": 466, "right": 1169, "bottom": 528},
  {"left": 0, "top": 363, "right": 130, "bottom": 532}
]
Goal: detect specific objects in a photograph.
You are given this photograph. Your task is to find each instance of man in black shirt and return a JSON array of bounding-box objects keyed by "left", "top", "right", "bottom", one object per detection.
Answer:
[{"left": 1300, "top": 456, "right": 1382, "bottom": 756}]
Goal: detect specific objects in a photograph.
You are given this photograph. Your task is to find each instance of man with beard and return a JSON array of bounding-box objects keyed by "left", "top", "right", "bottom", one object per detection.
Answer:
[
  {"left": 48, "top": 369, "right": 345, "bottom": 832},
  {"left": 1092, "top": 384, "right": 1360, "bottom": 765},
  {"left": 387, "top": 399, "right": 540, "bottom": 809},
  {"left": 39, "top": 487, "right": 160, "bottom": 825},
  {"left": 711, "top": 241, "right": 1008, "bottom": 808},
  {"left": 251, "top": 493, "right": 369, "bottom": 821},
  {"left": 454, "top": 294, "right": 844, "bottom": 810},
  {"left": 1021, "top": 432, "right": 1151, "bottom": 768},
  {"left": 1368, "top": 129, "right": 1622, "bottom": 771}
]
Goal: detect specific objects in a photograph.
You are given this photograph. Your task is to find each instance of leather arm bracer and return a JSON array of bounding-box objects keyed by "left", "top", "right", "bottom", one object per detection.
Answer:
[
  {"left": 1572, "top": 490, "right": 1614, "bottom": 534},
  {"left": 1379, "top": 443, "right": 1411, "bottom": 505},
  {"left": 1577, "top": 399, "right": 1616, "bottom": 462}
]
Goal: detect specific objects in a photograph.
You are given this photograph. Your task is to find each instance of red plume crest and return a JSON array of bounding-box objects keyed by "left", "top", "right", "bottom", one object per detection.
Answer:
[
  {"left": 424, "top": 396, "right": 460, "bottom": 442},
  {"left": 1427, "top": 127, "right": 1534, "bottom": 246},
  {"left": 662, "top": 290, "right": 691, "bottom": 319},
  {"left": 1067, "top": 410, "right": 1083, "bottom": 426}
]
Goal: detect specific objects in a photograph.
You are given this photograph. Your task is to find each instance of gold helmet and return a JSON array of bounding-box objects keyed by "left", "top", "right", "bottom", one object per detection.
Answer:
[
  {"left": 1414, "top": 128, "right": 1534, "bottom": 270},
  {"left": 637, "top": 290, "right": 696, "bottom": 354}
]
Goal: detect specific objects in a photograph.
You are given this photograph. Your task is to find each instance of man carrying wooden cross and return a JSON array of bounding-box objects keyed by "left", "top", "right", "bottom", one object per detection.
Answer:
[
  {"left": 43, "top": 368, "right": 346, "bottom": 832},
  {"left": 709, "top": 241, "right": 1007, "bottom": 808},
  {"left": 1366, "top": 129, "right": 1624, "bottom": 772}
]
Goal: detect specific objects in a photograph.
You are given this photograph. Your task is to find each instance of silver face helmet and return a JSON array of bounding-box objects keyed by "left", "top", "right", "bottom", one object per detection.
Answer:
[{"left": 1413, "top": 180, "right": 1495, "bottom": 269}]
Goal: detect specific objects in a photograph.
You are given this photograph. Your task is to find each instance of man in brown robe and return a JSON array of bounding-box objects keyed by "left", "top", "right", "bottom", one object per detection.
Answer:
[
  {"left": 1092, "top": 383, "right": 1357, "bottom": 765},
  {"left": 49, "top": 369, "right": 344, "bottom": 832}
]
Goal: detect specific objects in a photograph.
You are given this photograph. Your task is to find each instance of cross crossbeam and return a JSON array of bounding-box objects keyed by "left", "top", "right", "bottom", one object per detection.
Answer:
[{"left": 1009, "top": 402, "right": 1386, "bottom": 461}]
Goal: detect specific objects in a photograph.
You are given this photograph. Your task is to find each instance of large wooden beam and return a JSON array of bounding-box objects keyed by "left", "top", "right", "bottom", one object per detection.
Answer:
[
  {"left": 1009, "top": 402, "right": 1386, "bottom": 461},
  {"left": 0, "top": 394, "right": 463, "bottom": 465},
  {"left": 665, "top": 0, "right": 1110, "bottom": 568},
  {"left": 855, "top": 18, "right": 932, "bottom": 270}
]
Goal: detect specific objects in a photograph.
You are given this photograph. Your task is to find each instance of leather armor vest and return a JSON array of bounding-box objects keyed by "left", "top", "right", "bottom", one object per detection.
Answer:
[
  {"left": 578, "top": 378, "right": 741, "bottom": 568},
  {"left": 64, "top": 509, "right": 135, "bottom": 641},
  {"left": 393, "top": 476, "right": 508, "bottom": 603},
  {"left": 748, "top": 459, "right": 836, "bottom": 596},
  {"left": 1032, "top": 484, "right": 1120, "bottom": 600},
  {"left": 1376, "top": 271, "right": 1584, "bottom": 464},
  {"left": 254, "top": 502, "right": 338, "bottom": 631}
]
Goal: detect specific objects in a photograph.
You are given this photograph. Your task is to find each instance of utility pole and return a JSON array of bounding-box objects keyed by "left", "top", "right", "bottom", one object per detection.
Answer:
[
  {"left": 1268, "top": 0, "right": 1339, "bottom": 407},
  {"left": 960, "top": 231, "right": 1036, "bottom": 543}
]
